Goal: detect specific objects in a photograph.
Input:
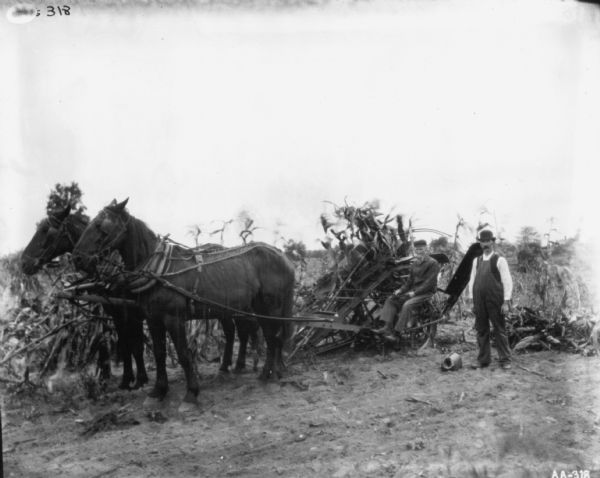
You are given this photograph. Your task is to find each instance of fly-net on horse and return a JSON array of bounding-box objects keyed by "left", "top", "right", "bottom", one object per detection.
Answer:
[{"left": 72, "top": 199, "right": 296, "bottom": 405}]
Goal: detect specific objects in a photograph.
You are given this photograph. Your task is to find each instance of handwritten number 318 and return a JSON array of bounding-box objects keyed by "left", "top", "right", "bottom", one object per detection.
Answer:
[{"left": 47, "top": 6, "right": 71, "bottom": 16}]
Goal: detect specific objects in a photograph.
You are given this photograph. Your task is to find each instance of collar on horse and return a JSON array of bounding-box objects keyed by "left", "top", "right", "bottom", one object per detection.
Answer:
[
  {"left": 127, "top": 239, "right": 174, "bottom": 294},
  {"left": 126, "top": 238, "right": 202, "bottom": 293}
]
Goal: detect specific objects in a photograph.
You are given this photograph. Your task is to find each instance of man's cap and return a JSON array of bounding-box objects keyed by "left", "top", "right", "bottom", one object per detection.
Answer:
[
  {"left": 414, "top": 239, "right": 427, "bottom": 247},
  {"left": 477, "top": 230, "right": 496, "bottom": 242}
]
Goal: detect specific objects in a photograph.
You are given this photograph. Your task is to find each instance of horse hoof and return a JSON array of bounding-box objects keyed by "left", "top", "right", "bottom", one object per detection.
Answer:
[
  {"left": 178, "top": 401, "right": 198, "bottom": 414},
  {"left": 147, "top": 387, "right": 168, "bottom": 400},
  {"left": 183, "top": 390, "right": 198, "bottom": 403},
  {"left": 143, "top": 396, "right": 163, "bottom": 410}
]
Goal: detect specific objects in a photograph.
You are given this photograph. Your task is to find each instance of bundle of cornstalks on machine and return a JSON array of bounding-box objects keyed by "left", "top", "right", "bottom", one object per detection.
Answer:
[
  {"left": 291, "top": 201, "right": 422, "bottom": 357},
  {"left": 303, "top": 200, "right": 410, "bottom": 309}
]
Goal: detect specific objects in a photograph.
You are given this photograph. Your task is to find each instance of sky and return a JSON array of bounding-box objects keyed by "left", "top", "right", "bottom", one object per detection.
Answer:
[{"left": 1, "top": 0, "right": 600, "bottom": 256}]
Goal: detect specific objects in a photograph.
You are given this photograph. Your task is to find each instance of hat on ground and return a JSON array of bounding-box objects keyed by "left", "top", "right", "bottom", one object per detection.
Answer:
[
  {"left": 477, "top": 230, "right": 496, "bottom": 242},
  {"left": 413, "top": 239, "right": 427, "bottom": 247}
]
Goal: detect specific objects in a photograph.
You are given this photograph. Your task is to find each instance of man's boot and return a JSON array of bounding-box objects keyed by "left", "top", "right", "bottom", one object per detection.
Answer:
[
  {"left": 373, "top": 321, "right": 392, "bottom": 335},
  {"left": 373, "top": 318, "right": 392, "bottom": 334},
  {"left": 374, "top": 298, "right": 399, "bottom": 340},
  {"left": 373, "top": 322, "right": 397, "bottom": 342}
]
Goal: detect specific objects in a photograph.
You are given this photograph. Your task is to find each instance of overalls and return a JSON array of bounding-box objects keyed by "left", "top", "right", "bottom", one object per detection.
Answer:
[{"left": 472, "top": 257, "right": 511, "bottom": 365}]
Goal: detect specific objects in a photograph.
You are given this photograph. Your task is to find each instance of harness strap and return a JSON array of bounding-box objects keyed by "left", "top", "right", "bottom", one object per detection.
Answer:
[
  {"left": 476, "top": 253, "right": 501, "bottom": 283},
  {"left": 149, "top": 272, "right": 320, "bottom": 322}
]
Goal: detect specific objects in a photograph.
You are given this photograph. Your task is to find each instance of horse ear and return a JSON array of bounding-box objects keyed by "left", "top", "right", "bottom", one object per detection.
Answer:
[
  {"left": 109, "top": 199, "right": 117, "bottom": 207},
  {"left": 115, "top": 198, "right": 129, "bottom": 212},
  {"left": 55, "top": 204, "right": 71, "bottom": 221}
]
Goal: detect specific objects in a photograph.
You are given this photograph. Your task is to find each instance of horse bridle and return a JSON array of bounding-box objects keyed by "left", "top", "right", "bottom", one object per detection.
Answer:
[
  {"left": 78, "top": 208, "right": 130, "bottom": 267},
  {"left": 34, "top": 215, "right": 78, "bottom": 265}
]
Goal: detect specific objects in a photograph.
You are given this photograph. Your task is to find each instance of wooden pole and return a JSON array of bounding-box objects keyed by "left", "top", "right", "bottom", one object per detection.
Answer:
[{"left": 54, "top": 292, "right": 137, "bottom": 307}]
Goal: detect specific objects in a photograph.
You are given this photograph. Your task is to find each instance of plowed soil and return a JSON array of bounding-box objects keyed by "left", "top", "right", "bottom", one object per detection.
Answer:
[{"left": 2, "top": 324, "right": 600, "bottom": 478}]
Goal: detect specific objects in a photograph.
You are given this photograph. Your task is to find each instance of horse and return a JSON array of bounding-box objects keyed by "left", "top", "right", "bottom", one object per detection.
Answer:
[
  {"left": 20, "top": 206, "right": 149, "bottom": 390},
  {"left": 186, "top": 243, "right": 263, "bottom": 374},
  {"left": 72, "top": 198, "right": 295, "bottom": 405}
]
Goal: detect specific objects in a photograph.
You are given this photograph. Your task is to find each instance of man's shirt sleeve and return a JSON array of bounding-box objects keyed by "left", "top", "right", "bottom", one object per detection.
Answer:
[
  {"left": 397, "top": 269, "right": 413, "bottom": 295},
  {"left": 497, "top": 256, "right": 513, "bottom": 300},
  {"left": 466, "top": 260, "right": 477, "bottom": 299}
]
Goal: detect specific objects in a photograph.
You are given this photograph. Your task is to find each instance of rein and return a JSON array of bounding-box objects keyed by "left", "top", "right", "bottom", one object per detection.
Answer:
[{"left": 149, "top": 272, "right": 318, "bottom": 322}]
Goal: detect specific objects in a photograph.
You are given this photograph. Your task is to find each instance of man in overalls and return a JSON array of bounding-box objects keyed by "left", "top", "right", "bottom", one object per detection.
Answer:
[
  {"left": 374, "top": 239, "right": 440, "bottom": 341},
  {"left": 467, "top": 230, "right": 513, "bottom": 370}
]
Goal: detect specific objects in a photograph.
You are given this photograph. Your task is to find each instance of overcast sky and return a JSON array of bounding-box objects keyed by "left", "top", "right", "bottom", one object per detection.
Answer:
[{"left": 1, "top": 0, "right": 599, "bottom": 256}]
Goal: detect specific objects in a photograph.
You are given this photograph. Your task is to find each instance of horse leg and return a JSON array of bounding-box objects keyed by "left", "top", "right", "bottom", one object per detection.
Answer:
[
  {"left": 274, "top": 291, "right": 295, "bottom": 378},
  {"left": 255, "top": 290, "right": 292, "bottom": 381},
  {"left": 250, "top": 323, "right": 264, "bottom": 372},
  {"left": 258, "top": 318, "right": 278, "bottom": 381},
  {"left": 164, "top": 314, "right": 200, "bottom": 404},
  {"left": 271, "top": 325, "right": 285, "bottom": 379},
  {"left": 114, "top": 312, "right": 134, "bottom": 390},
  {"left": 146, "top": 317, "right": 169, "bottom": 400},
  {"left": 97, "top": 330, "right": 112, "bottom": 381},
  {"left": 129, "top": 311, "right": 148, "bottom": 389},
  {"left": 233, "top": 319, "right": 249, "bottom": 373},
  {"left": 219, "top": 317, "right": 234, "bottom": 374},
  {"left": 274, "top": 322, "right": 289, "bottom": 378}
]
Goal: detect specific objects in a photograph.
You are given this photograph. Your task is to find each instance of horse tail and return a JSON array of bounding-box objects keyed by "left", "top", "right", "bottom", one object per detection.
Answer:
[{"left": 279, "top": 277, "right": 296, "bottom": 355}]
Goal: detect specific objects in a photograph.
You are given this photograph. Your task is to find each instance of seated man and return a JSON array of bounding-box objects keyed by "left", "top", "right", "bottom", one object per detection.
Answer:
[{"left": 374, "top": 239, "right": 441, "bottom": 341}]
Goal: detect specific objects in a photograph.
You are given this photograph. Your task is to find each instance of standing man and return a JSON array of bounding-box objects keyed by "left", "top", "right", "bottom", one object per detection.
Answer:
[
  {"left": 467, "top": 230, "right": 514, "bottom": 370},
  {"left": 374, "top": 239, "right": 440, "bottom": 341}
]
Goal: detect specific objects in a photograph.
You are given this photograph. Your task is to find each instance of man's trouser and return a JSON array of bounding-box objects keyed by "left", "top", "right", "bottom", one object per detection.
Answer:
[
  {"left": 474, "top": 298, "right": 511, "bottom": 365},
  {"left": 379, "top": 293, "right": 432, "bottom": 333}
]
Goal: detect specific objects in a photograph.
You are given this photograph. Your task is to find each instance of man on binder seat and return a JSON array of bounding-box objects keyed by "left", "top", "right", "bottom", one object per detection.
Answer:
[{"left": 374, "top": 239, "right": 441, "bottom": 341}]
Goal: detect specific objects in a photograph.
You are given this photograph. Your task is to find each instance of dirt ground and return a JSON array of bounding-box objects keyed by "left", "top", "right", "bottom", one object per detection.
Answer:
[{"left": 2, "top": 323, "right": 600, "bottom": 478}]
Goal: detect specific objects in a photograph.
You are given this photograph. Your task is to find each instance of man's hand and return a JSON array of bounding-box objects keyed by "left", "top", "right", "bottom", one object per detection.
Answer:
[
  {"left": 501, "top": 301, "right": 511, "bottom": 316},
  {"left": 407, "top": 291, "right": 415, "bottom": 298}
]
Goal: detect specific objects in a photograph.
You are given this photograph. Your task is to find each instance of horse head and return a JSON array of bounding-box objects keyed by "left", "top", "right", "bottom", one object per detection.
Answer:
[
  {"left": 72, "top": 198, "right": 130, "bottom": 273},
  {"left": 21, "top": 205, "right": 76, "bottom": 275}
]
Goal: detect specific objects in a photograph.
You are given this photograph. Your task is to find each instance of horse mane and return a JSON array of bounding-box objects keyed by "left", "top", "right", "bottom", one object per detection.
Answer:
[
  {"left": 64, "top": 213, "right": 89, "bottom": 238},
  {"left": 111, "top": 208, "right": 158, "bottom": 270}
]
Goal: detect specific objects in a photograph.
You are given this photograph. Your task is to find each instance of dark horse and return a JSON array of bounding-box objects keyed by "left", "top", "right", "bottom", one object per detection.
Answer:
[
  {"left": 20, "top": 206, "right": 148, "bottom": 390},
  {"left": 187, "top": 243, "right": 263, "bottom": 374},
  {"left": 72, "top": 199, "right": 295, "bottom": 405}
]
